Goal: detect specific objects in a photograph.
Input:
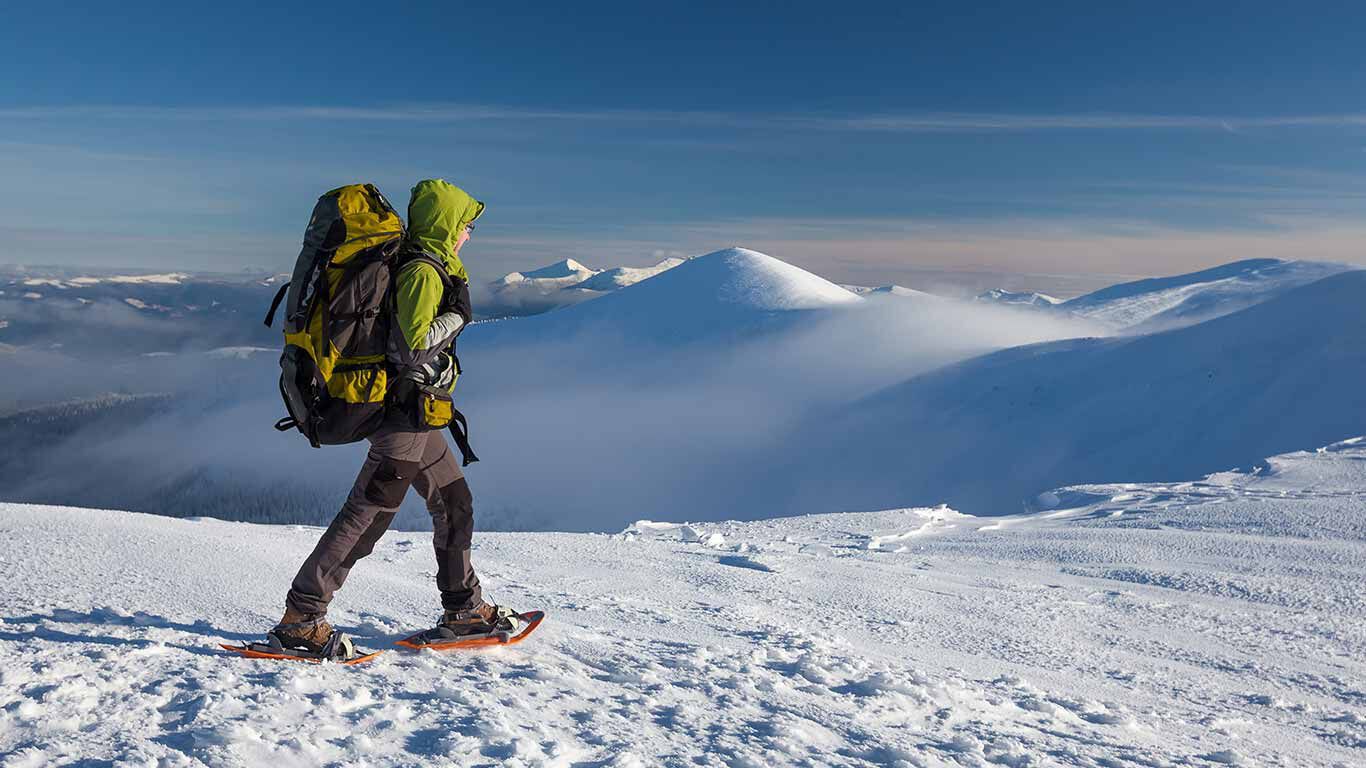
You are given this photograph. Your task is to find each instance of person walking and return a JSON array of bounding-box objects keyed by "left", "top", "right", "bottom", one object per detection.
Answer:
[{"left": 268, "top": 179, "right": 517, "bottom": 656}]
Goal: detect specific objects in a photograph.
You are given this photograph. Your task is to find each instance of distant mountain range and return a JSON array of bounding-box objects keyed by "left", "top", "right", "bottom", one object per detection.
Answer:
[
  {"left": 0, "top": 268, "right": 278, "bottom": 356},
  {"left": 484, "top": 256, "right": 689, "bottom": 317},
  {"left": 2, "top": 251, "right": 1361, "bottom": 530},
  {"left": 966, "top": 257, "right": 1352, "bottom": 332}
]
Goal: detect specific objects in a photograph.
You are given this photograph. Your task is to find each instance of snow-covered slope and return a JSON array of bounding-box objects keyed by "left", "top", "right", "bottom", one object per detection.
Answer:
[
  {"left": 474, "top": 247, "right": 859, "bottom": 346},
  {"left": 495, "top": 258, "right": 599, "bottom": 288},
  {"left": 843, "top": 284, "right": 942, "bottom": 301},
  {"left": 0, "top": 270, "right": 275, "bottom": 355},
  {"left": 975, "top": 287, "right": 1062, "bottom": 308},
  {"left": 1061, "top": 258, "right": 1354, "bottom": 331},
  {"left": 485, "top": 256, "right": 688, "bottom": 317},
  {"left": 3, "top": 439, "right": 1363, "bottom": 766},
  {"left": 573, "top": 257, "right": 687, "bottom": 292},
  {"left": 778, "top": 269, "right": 1366, "bottom": 518}
]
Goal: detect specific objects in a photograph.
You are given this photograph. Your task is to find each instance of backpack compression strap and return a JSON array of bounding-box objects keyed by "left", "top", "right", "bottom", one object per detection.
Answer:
[
  {"left": 263, "top": 282, "right": 290, "bottom": 327},
  {"left": 448, "top": 408, "right": 479, "bottom": 466}
]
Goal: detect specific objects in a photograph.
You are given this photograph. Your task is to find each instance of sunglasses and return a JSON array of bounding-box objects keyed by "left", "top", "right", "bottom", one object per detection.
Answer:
[{"left": 464, "top": 222, "right": 476, "bottom": 233}]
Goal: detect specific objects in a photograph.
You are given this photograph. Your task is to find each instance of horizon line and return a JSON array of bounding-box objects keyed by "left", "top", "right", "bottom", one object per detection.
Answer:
[{"left": 5, "top": 104, "right": 1366, "bottom": 133}]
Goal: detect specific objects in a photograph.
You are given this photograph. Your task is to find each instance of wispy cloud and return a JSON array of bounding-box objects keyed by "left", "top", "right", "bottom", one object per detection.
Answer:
[
  {"left": 789, "top": 113, "right": 1366, "bottom": 132},
  {"left": 6, "top": 104, "right": 1366, "bottom": 133},
  {"left": 473, "top": 212, "right": 1366, "bottom": 287}
]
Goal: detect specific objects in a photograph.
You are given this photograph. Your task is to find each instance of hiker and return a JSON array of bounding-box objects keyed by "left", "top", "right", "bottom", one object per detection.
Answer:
[{"left": 268, "top": 179, "right": 517, "bottom": 655}]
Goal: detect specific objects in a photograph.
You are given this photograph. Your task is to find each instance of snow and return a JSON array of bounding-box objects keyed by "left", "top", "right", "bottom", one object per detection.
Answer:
[
  {"left": 975, "top": 288, "right": 1062, "bottom": 307},
  {"left": 487, "top": 256, "right": 689, "bottom": 316},
  {"left": 476, "top": 247, "right": 859, "bottom": 347},
  {"left": 78, "top": 273, "right": 190, "bottom": 286},
  {"left": 573, "top": 258, "right": 687, "bottom": 292},
  {"left": 20, "top": 279, "right": 67, "bottom": 289},
  {"left": 520, "top": 258, "right": 594, "bottom": 281},
  {"left": 205, "top": 346, "right": 276, "bottom": 360},
  {"left": 1060, "top": 258, "right": 1354, "bottom": 331},
  {"left": 495, "top": 258, "right": 599, "bottom": 289},
  {"left": 697, "top": 247, "right": 859, "bottom": 310},
  {"left": 3, "top": 439, "right": 1364, "bottom": 765},
  {"left": 18, "top": 273, "right": 191, "bottom": 290},
  {"left": 844, "top": 284, "right": 943, "bottom": 300},
  {"left": 792, "top": 268, "right": 1366, "bottom": 518}
]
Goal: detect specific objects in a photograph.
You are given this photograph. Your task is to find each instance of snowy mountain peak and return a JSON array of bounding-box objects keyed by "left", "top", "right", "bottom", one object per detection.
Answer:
[
  {"left": 975, "top": 288, "right": 1062, "bottom": 307},
  {"left": 481, "top": 249, "right": 856, "bottom": 319},
  {"left": 521, "top": 258, "right": 597, "bottom": 280},
  {"left": 1061, "top": 258, "right": 1354, "bottom": 331},
  {"left": 691, "top": 247, "right": 860, "bottom": 310},
  {"left": 475, "top": 247, "right": 861, "bottom": 346},
  {"left": 575, "top": 257, "right": 689, "bottom": 292}
]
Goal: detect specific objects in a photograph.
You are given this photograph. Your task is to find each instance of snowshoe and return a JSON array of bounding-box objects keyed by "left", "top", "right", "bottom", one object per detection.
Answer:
[
  {"left": 222, "top": 617, "right": 380, "bottom": 664},
  {"left": 396, "top": 607, "right": 545, "bottom": 651}
]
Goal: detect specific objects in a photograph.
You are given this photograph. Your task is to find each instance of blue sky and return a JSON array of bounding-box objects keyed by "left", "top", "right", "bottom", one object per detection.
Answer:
[{"left": 2, "top": 1, "right": 1365, "bottom": 286}]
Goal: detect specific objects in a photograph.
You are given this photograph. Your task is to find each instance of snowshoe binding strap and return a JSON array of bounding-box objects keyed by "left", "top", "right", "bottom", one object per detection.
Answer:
[
  {"left": 260, "top": 627, "right": 356, "bottom": 661},
  {"left": 320, "top": 631, "right": 357, "bottom": 661}
]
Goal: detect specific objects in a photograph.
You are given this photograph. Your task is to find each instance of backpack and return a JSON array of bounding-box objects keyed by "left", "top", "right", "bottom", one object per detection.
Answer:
[{"left": 263, "top": 183, "right": 413, "bottom": 447}]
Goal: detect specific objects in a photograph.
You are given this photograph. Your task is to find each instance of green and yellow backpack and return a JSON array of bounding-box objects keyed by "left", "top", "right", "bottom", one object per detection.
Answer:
[{"left": 263, "top": 183, "right": 409, "bottom": 447}]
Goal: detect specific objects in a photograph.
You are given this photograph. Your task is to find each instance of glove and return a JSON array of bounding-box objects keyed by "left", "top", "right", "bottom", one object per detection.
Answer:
[
  {"left": 429, "top": 352, "right": 457, "bottom": 390},
  {"left": 415, "top": 351, "right": 456, "bottom": 390}
]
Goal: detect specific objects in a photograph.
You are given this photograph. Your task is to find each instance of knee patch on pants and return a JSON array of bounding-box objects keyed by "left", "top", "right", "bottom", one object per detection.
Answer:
[
  {"left": 363, "top": 457, "right": 421, "bottom": 508},
  {"left": 436, "top": 477, "right": 475, "bottom": 550}
]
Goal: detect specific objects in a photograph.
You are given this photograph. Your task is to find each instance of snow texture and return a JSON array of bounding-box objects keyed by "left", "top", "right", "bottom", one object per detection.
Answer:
[
  {"left": 790, "top": 268, "right": 1366, "bottom": 518},
  {"left": 486, "top": 256, "right": 688, "bottom": 316},
  {"left": 476, "top": 247, "right": 860, "bottom": 347},
  {"left": 1059, "top": 258, "right": 1354, "bottom": 332},
  {"left": 974, "top": 288, "right": 1062, "bottom": 308},
  {"left": 2, "top": 440, "right": 1364, "bottom": 766}
]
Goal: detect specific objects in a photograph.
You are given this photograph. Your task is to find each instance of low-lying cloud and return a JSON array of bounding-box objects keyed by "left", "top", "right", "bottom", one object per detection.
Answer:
[{"left": 0, "top": 292, "right": 1105, "bottom": 532}]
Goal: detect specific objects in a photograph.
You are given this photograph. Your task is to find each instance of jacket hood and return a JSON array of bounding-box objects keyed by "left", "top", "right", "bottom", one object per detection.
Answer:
[{"left": 406, "top": 179, "right": 485, "bottom": 281}]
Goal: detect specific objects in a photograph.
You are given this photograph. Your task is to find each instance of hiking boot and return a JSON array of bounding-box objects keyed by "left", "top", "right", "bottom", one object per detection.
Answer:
[
  {"left": 269, "top": 607, "right": 335, "bottom": 653},
  {"left": 438, "top": 602, "right": 517, "bottom": 637}
]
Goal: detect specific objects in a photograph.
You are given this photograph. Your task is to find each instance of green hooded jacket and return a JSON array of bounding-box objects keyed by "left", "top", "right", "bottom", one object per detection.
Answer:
[{"left": 394, "top": 179, "right": 485, "bottom": 351}]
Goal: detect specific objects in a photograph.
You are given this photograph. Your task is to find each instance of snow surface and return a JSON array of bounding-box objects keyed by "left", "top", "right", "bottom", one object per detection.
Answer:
[
  {"left": 844, "top": 284, "right": 943, "bottom": 301},
  {"left": 2, "top": 440, "right": 1364, "bottom": 766},
  {"left": 1060, "top": 258, "right": 1354, "bottom": 332},
  {"left": 975, "top": 288, "right": 1062, "bottom": 308},
  {"left": 786, "top": 268, "right": 1366, "bottom": 518},
  {"left": 573, "top": 258, "right": 688, "bottom": 292},
  {"left": 487, "top": 256, "right": 689, "bottom": 317},
  {"left": 19, "top": 273, "right": 190, "bottom": 289},
  {"left": 475, "top": 247, "right": 860, "bottom": 346},
  {"left": 495, "top": 259, "right": 599, "bottom": 288},
  {"left": 204, "top": 346, "right": 276, "bottom": 360}
]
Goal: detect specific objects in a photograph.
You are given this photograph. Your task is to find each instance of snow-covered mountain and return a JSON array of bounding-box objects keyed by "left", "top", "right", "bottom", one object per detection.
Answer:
[
  {"left": 485, "top": 255, "right": 689, "bottom": 317},
  {"left": 3, "top": 438, "right": 1363, "bottom": 766},
  {"left": 475, "top": 247, "right": 860, "bottom": 346},
  {"left": 0, "top": 268, "right": 277, "bottom": 355},
  {"left": 494, "top": 257, "right": 599, "bottom": 288},
  {"left": 2, "top": 250, "right": 1363, "bottom": 534},
  {"left": 778, "top": 268, "right": 1366, "bottom": 518},
  {"left": 975, "top": 287, "right": 1062, "bottom": 308},
  {"left": 843, "top": 284, "right": 943, "bottom": 301},
  {"left": 573, "top": 257, "right": 687, "bottom": 292},
  {"left": 1059, "top": 257, "right": 1353, "bottom": 331}
]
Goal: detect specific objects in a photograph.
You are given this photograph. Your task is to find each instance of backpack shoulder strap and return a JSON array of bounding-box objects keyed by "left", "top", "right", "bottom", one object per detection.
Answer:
[{"left": 394, "top": 248, "right": 455, "bottom": 290}]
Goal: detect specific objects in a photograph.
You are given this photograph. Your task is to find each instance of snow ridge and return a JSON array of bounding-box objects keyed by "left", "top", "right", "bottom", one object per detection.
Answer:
[
  {"left": 486, "top": 256, "right": 688, "bottom": 316},
  {"left": 1061, "top": 258, "right": 1354, "bottom": 331}
]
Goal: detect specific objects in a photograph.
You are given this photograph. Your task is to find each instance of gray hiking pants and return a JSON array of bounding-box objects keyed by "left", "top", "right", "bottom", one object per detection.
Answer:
[{"left": 286, "top": 425, "right": 482, "bottom": 616}]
